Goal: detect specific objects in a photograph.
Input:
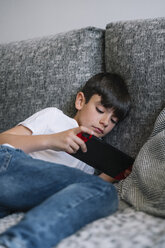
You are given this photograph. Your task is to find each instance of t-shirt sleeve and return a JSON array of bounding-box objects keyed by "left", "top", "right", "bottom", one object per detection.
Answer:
[{"left": 18, "top": 107, "right": 59, "bottom": 135}]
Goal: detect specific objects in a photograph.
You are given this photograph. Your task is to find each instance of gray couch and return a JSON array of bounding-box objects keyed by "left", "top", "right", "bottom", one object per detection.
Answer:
[{"left": 0, "top": 17, "right": 165, "bottom": 247}]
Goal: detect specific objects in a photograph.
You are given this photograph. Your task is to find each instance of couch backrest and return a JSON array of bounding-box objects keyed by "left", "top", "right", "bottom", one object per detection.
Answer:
[
  {"left": 0, "top": 27, "right": 105, "bottom": 132},
  {"left": 105, "top": 17, "right": 165, "bottom": 157}
]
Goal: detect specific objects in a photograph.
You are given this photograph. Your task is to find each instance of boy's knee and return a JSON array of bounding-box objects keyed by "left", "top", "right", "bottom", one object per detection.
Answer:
[{"left": 87, "top": 178, "right": 118, "bottom": 215}]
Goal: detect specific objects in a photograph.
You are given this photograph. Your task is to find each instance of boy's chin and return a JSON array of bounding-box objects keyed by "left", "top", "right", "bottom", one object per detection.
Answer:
[{"left": 93, "top": 132, "right": 104, "bottom": 138}]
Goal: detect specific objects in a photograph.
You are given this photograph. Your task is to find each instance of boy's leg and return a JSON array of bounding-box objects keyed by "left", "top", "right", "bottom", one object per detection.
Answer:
[
  {"left": 0, "top": 146, "right": 101, "bottom": 217},
  {"left": 0, "top": 175, "right": 118, "bottom": 248}
]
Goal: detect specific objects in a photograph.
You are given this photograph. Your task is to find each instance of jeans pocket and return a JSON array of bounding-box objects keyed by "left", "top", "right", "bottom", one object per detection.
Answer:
[{"left": 0, "top": 147, "right": 12, "bottom": 173}]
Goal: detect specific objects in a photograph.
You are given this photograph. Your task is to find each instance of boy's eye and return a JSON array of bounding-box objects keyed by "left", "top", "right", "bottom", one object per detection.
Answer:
[
  {"left": 96, "top": 107, "right": 104, "bottom": 114},
  {"left": 111, "top": 118, "right": 118, "bottom": 125}
]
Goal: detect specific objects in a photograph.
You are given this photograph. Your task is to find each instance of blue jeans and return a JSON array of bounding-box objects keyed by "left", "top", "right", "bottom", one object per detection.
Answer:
[{"left": 0, "top": 145, "right": 118, "bottom": 248}]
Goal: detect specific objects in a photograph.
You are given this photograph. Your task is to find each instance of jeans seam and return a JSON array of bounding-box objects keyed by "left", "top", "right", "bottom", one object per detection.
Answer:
[
  {"left": 0, "top": 150, "right": 12, "bottom": 173},
  {"left": 0, "top": 237, "right": 27, "bottom": 248},
  {"left": 59, "top": 184, "right": 116, "bottom": 218}
]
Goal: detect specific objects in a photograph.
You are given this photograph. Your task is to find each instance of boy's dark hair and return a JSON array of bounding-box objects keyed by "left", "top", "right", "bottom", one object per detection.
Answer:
[{"left": 82, "top": 72, "right": 131, "bottom": 121}]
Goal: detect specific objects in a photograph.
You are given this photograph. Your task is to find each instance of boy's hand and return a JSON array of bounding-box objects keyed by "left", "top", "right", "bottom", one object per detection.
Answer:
[
  {"left": 123, "top": 168, "right": 132, "bottom": 178},
  {"left": 50, "top": 126, "right": 93, "bottom": 154}
]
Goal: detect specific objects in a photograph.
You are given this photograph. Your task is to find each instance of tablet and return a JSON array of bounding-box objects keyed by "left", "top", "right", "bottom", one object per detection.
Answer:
[{"left": 71, "top": 132, "right": 134, "bottom": 179}]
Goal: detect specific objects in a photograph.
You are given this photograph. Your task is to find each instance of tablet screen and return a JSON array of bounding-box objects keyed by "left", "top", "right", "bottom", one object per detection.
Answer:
[{"left": 71, "top": 132, "right": 134, "bottom": 178}]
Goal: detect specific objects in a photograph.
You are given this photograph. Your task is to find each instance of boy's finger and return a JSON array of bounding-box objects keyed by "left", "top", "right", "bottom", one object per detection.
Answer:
[
  {"left": 76, "top": 126, "right": 94, "bottom": 135},
  {"left": 79, "top": 141, "right": 87, "bottom": 153},
  {"left": 74, "top": 135, "right": 87, "bottom": 153},
  {"left": 124, "top": 169, "right": 132, "bottom": 178}
]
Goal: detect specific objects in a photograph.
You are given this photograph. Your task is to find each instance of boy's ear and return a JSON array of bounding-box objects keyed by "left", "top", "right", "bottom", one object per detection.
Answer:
[{"left": 75, "top": 92, "right": 86, "bottom": 110}]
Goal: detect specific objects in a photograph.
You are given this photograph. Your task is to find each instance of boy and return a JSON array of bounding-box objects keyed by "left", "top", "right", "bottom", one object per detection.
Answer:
[{"left": 0, "top": 73, "right": 131, "bottom": 248}]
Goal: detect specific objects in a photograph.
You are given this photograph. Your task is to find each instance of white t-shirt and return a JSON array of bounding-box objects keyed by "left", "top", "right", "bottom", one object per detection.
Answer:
[{"left": 19, "top": 107, "right": 94, "bottom": 175}]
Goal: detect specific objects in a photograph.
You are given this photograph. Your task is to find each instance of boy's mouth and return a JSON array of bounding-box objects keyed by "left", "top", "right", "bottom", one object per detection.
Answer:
[{"left": 92, "top": 127, "right": 104, "bottom": 135}]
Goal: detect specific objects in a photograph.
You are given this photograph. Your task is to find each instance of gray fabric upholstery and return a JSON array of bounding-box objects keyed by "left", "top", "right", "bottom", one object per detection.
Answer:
[
  {"left": 0, "top": 27, "right": 105, "bottom": 132},
  {"left": 1, "top": 206, "right": 165, "bottom": 248},
  {"left": 117, "top": 107, "right": 165, "bottom": 217},
  {"left": 56, "top": 205, "right": 165, "bottom": 248},
  {"left": 105, "top": 17, "right": 165, "bottom": 158}
]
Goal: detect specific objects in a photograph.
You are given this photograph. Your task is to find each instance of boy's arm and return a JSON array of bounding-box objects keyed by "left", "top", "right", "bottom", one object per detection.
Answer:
[
  {"left": 99, "top": 168, "right": 132, "bottom": 183},
  {"left": 0, "top": 125, "right": 93, "bottom": 154},
  {"left": 99, "top": 173, "right": 116, "bottom": 183},
  {"left": 0, "top": 125, "right": 51, "bottom": 153}
]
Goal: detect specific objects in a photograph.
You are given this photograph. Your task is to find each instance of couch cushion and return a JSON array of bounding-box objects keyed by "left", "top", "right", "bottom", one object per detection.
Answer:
[
  {"left": 105, "top": 17, "right": 165, "bottom": 157},
  {"left": 117, "top": 107, "right": 165, "bottom": 217},
  {"left": 0, "top": 27, "right": 105, "bottom": 132}
]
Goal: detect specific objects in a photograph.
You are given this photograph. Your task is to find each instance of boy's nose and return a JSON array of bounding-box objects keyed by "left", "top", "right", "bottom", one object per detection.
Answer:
[{"left": 100, "top": 116, "right": 109, "bottom": 127}]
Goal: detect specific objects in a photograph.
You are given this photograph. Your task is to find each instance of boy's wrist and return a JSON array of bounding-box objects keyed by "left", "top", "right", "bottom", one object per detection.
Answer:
[{"left": 45, "top": 133, "right": 60, "bottom": 151}]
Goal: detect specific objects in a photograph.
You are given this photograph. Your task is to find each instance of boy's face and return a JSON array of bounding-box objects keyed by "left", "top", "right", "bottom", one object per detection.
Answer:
[{"left": 74, "top": 93, "right": 118, "bottom": 138}]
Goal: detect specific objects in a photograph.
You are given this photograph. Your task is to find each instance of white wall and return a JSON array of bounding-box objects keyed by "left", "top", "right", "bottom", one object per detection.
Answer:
[{"left": 0, "top": 0, "right": 164, "bottom": 44}]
